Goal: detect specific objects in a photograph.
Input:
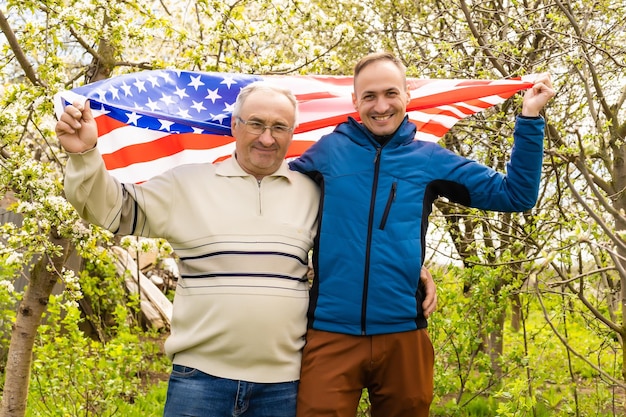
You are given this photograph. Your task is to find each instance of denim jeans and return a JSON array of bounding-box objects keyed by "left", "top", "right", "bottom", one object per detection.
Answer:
[{"left": 162, "top": 365, "right": 298, "bottom": 417}]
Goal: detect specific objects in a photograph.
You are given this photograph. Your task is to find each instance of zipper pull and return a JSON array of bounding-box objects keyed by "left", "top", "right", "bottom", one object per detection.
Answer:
[{"left": 373, "top": 147, "right": 382, "bottom": 164}]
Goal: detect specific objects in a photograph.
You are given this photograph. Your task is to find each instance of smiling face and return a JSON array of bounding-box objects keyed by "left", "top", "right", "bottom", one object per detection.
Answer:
[
  {"left": 232, "top": 89, "right": 296, "bottom": 179},
  {"left": 352, "top": 59, "right": 411, "bottom": 137}
]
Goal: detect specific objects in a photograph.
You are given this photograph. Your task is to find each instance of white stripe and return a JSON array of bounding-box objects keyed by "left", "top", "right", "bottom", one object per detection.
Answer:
[
  {"left": 97, "top": 123, "right": 172, "bottom": 154},
  {"left": 293, "top": 126, "right": 336, "bottom": 141},
  {"left": 108, "top": 146, "right": 236, "bottom": 183},
  {"left": 414, "top": 131, "right": 443, "bottom": 142},
  {"left": 475, "top": 94, "right": 511, "bottom": 105},
  {"left": 264, "top": 76, "right": 353, "bottom": 96},
  {"left": 408, "top": 111, "right": 461, "bottom": 129},
  {"left": 408, "top": 79, "right": 523, "bottom": 98}
]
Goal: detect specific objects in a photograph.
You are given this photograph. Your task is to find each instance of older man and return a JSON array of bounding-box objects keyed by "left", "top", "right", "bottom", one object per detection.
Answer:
[{"left": 56, "top": 82, "right": 318, "bottom": 417}]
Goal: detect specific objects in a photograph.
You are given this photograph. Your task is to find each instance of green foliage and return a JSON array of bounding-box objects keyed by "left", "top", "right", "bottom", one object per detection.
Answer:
[
  {"left": 427, "top": 265, "right": 622, "bottom": 417},
  {"left": 0, "top": 278, "right": 19, "bottom": 382},
  {"left": 357, "top": 388, "right": 370, "bottom": 416},
  {"left": 27, "top": 294, "right": 169, "bottom": 417},
  {"left": 78, "top": 252, "right": 132, "bottom": 340},
  {"left": 109, "top": 380, "right": 168, "bottom": 417}
]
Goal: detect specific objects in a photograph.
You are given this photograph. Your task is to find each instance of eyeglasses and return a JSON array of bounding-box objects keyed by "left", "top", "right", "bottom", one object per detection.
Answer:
[{"left": 236, "top": 116, "right": 294, "bottom": 139}]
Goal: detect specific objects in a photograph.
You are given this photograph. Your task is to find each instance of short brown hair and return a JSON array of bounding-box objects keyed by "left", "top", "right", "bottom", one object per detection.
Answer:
[{"left": 353, "top": 52, "right": 407, "bottom": 81}]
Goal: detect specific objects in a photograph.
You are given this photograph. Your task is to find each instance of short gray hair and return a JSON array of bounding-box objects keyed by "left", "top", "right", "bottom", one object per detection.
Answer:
[{"left": 232, "top": 81, "right": 299, "bottom": 125}]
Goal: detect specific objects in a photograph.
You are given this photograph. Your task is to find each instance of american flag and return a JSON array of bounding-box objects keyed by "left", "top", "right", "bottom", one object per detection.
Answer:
[{"left": 54, "top": 69, "right": 534, "bottom": 184}]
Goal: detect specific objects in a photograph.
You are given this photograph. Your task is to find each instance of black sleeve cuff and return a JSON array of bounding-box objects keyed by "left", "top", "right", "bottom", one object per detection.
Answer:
[{"left": 517, "top": 115, "right": 542, "bottom": 120}]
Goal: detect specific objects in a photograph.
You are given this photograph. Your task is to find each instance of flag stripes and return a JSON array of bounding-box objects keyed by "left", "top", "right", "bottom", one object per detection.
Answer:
[{"left": 54, "top": 70, "right": 534, "bottom": 183}]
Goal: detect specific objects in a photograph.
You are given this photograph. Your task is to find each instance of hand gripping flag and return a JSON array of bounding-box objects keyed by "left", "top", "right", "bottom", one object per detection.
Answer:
[{"left": 54, "top": 70, "right": 535, "bottom": 184}]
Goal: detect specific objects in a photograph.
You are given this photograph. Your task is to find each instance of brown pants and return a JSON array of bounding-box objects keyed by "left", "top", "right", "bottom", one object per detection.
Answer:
[{"left": 296, "top": 328, "right": 434, "bottom": 417}]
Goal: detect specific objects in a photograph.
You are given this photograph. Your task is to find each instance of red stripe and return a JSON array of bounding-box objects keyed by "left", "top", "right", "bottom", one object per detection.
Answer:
[
  {"left": 286, "top": 140, "right": 317, "bottom": 159},
  {"left": 96, "top": 114, "right": 127, "bottom": 136},
  {"left": 213, "top": 154, "right": 232, "bottom": 163},
  {"left": 410, "top": 119, "right": 454, "bottom": 138},
  {"left": 295, "top": 92, "right": 341, "bottom": 101},
  {"left": 295, "top": 114, "right": 355, "bottom": 133},
  {"left": 406, "top": 83, "right": 530, "bottom": 111},
  {"left": 102, "top": 133, "right": 235, "bottom": 170}
]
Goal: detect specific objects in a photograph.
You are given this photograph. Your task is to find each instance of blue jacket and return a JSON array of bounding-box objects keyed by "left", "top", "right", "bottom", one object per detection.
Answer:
[{"left": 289, "top": 115, "right": 545, "bottom": 335}]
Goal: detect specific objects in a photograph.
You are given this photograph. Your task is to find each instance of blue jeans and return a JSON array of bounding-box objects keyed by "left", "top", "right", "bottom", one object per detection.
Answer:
[{"left": 163, "top": 365, "right": 298, "bottom": 417}]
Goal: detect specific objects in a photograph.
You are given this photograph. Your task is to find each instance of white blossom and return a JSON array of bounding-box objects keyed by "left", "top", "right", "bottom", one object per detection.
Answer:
[{"left": 0, "top": 280, "right": 15, "bottom": 293}]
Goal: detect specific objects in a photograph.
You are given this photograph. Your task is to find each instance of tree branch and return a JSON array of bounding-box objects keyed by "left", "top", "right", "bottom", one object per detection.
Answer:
[{"left": 0, "top": 8, "right": 45, "bottom": 87}]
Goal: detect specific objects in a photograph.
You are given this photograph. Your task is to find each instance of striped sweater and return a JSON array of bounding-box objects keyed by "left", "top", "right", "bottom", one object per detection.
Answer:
[{"left": 65, "top": 149, "right": 320, "bottom": 383}]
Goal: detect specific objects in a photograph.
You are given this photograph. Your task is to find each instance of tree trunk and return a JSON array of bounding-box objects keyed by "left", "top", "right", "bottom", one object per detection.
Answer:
[
  {"left": 0, "top": 235, "right": 72, "bottom": 417},
  {"left": 510, "top": 292, "right": 521, "bottom": 332},
  {"left": 488, "top": 309, "right": 505, "bottom": 381}
]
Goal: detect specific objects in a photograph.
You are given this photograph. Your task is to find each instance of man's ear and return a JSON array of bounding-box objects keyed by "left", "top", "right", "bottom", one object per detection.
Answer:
[{"left": 351, "top": 92, "right": 357, "bottom": 109}]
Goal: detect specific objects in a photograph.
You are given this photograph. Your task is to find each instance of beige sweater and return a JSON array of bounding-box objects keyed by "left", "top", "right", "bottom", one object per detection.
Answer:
[{"left": 65, "top": 149, "right": 320, "bottom": 383}]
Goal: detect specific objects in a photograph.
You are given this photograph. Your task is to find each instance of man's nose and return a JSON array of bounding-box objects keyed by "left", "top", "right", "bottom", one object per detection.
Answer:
[
  {"left": 373, "top": 97, "right": 390, "bottom": 113},
  {"left": 258, "top": 128, "right": 276, "bottom": 146}
]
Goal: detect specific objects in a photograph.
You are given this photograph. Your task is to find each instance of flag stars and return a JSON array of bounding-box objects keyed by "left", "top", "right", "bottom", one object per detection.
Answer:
[
  {"left": 134, "top": 78, "right": 147, "bottom": 93},
  {"left": 120, "top": 82, "right": 133, "bottom": 97},
  {"left": 174, "top": 87, "right": 189, "bottom": 100},
  {"left": 126, "top": 111, "right": 142, "bottom": 125},
  {"left": 190, "top": 100, "right": 207, "bottom": 113},
  {"left": 160, "top": 93, "right": 176, "bottom": 106},
  {"left": 188, "top": 75, "right": 205, "bottom": 90},
  {"left": 176, "top": 108, "right": 191, "bottom": 119},
  {"left": 146, "top": 98, "right": 161, "bottom": 112},
  {"left": 94, "top": 88, "right": 107, "bottom": 101},
  {"left": 146, "top": 75, "right": 161, "bottom": 87},
  {"left": 205, "top": 88, "right": 222, "bottom": 103},
  {"left": 108, "top": 86, "right": 120, "bottom": 100},
  {"left": 220, "top": 76, "right": 237, "bottom": 89},
  {"left": 223, "top": 102, "right": 235, "bottom": 113},
  {"left": 160, "top": 71, "right": 175, "bottom": 85},
  {"left": 158, "top": 119, "right": 175, "bottom": 131},
  {"left": 211, "top": 113, "right": 229, "bottom": 124}
]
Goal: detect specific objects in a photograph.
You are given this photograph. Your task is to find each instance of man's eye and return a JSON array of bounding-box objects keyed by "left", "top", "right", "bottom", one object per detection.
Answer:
[
  {"left": 249, "top": 121, "right": 264, "bottom": 129},
  {"left": 272, "top": 125, "right": 290, "bottom": 133}
]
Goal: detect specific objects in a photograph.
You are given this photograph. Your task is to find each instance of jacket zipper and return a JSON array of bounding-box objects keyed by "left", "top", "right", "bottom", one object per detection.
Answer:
[
  {"left": 379, "top": 182, "right": 397, "bottom": 230},
  {"left": 361, "top": 147, "right": 383, "bottom": 334}
]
